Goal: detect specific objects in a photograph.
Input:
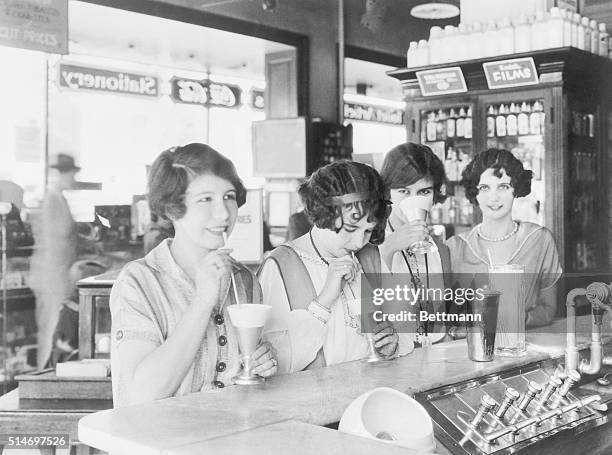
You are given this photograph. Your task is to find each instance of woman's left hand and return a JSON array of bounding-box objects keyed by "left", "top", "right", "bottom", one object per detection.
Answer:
[
  {"left": 373, "top": 321, "right": 399, "bottom": 359},
  {"left": 251, "top": 341, "right": 279, "bottom": 377}
]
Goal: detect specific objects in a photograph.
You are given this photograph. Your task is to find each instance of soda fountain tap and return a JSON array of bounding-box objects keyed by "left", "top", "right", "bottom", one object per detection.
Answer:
[
  {"left": 470, "top": 395, "right": 497, "bottom": 428},
  {"left": 558, "top": 370, "right": 581, "bottom": 398},
  {"left": 495, "top": 387, "right": 520, "bottom": 419},
  {"left": 537, "top": 377, "right": 563, "bottom": 407},
  {"left": 517, "top": 381, "right": 542, "bottom": 412}
]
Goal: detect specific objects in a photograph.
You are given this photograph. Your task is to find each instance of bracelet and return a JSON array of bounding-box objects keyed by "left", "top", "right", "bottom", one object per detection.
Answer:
[
  {"left": 307, "top": 300, "right": 331, "bottom": 324},
  {"left": 311, "top": 298, "right": 331, "bottom": 314}
]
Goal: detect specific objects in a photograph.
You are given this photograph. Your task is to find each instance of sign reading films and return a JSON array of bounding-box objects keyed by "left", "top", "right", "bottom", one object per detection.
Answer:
[
  {"left": 344, "top": 102, "right": 404, "bottom": 126},
  {"left": 171, "top": 78, "right": 241, "bottom": 108},
  {"left": 58, "top": 63, "right": 159, "bottom": 97},
  {"left": 0, "top": 0, "right": 68, "bottom": 54}
]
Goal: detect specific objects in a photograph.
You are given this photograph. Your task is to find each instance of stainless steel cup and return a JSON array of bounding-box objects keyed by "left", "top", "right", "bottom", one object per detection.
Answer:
[{"left": 466, "top": 290, "right": 501, "bottom": 362}]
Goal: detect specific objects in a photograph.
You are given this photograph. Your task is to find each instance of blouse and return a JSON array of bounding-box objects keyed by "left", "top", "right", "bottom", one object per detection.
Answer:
[
  {"left": 109, "top": 239, "right": 260, "bottom": 407},
  {"left": 445, "top": 221, "right": 562, "bottom": 327}
]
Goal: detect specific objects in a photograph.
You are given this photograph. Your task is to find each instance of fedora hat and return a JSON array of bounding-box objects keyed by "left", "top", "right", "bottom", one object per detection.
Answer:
[{"left": 49, "top": 153, "right": 81, "bottom": 172}]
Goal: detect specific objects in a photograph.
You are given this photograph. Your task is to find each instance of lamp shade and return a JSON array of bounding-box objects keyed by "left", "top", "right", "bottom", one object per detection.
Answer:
[
  {"left": 410, "top": 2, "right": 460, "bottom": 20},
  {"left": 339, "top": 387, "right": 436, "bottom": 453}
]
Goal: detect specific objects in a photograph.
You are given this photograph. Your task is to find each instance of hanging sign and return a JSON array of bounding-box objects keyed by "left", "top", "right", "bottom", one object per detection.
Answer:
[
  {"left": 343, "top": 102, "right": 404, "bottom": 125},
  {"left": 58, "top": 63, "right": 159, "bottom": 97},
  {"left": 170, "top": 78, "right": 241, "bottom": 108},
  {"left": 416, "top": 67, "right": 468, "bottom": 96},
  {"left": 483, "top": 57, "right": 539, "bottom": 89},
  {"left": 0, "top": 0, "right": 68, "bottom": 54}
]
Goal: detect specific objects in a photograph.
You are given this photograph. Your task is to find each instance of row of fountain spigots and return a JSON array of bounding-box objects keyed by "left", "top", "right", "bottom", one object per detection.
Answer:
[{"left": 464, "top": 369, "right": 604, "bottom": 445}]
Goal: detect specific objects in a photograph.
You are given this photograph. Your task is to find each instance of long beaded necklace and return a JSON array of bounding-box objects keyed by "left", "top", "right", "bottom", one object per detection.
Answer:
[
  {"left": 477, "top": 221, "right": 519, "bottom": 242},
  {"left": 309, "top": 228, "right": 360, "bottom": 329}
]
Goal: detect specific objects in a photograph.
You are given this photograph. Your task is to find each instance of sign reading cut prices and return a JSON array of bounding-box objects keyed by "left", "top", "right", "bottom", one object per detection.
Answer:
[
  {"left": 483, "top": 57, "right": 539, "bottom": 90},
  {"left": 0, "top": 0, "right": 68, "bottom": 54},
  {"left": 416, "top": 67, "right": 468, "bottom": 97}
]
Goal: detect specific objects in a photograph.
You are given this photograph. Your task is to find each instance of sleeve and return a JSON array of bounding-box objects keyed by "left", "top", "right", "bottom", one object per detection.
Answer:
[
  {"left": 109, "top": 266, "right": 163, "bottom": 347},
  {"left": 537, "top": 228, "right": 563, "bottom": 290},
  {"left": 259, "top": 259, "right": 327, "bottom": 373}
]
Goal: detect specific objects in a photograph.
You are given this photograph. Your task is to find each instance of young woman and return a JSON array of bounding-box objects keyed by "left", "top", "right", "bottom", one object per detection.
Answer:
[
  {"left": 259, "top": 161, "right": 399, "bottom": 373},
  {"left": 379, "top": 142, "right": 452, "bottom": 347},
  {"left": 446, "top": 148, "right": 562, "bottom": 327},
  {"left": 110, "top": 143, "right": 277, "bottom": 407}
]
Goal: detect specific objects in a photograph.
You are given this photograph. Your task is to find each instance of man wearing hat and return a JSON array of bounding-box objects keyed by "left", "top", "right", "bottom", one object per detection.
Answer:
[{"left": 30, "top": 153, "right": 105, "bottom": 369}]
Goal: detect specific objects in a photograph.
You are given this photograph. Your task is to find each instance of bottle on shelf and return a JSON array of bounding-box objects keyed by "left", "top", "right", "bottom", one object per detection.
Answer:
[
  {"left": 530, "top": 101, "right": 543, "bottom": 135},
  {"left": 571, "top": 13, "right": 580, "bottom": 48},
  {"left": 518, "top": 102, "right": 530, "bottom": 135},
  {"left": 443, "top": 25, "right": 456, "bottom": 63},
  {"left": 429, "top": 26, "right": 443, "bottom": 64},
  {"left": 469, "top": 21, "right": 485, "bottom": 60},
  {"left": 590, "top": 20, "right": 599, "bottom": 54},
  {"left": 507, "top": 103, "right": 518, "bottom": 136},
  {"left": 582, "top": 17, "right": 592, "bottom": 52},
  {"left": 548, "top": 7, "right": 564, "bottom": 48},
  {"left": 496, "top": 104, "right": 508, "bottom": 137},
  {"left": 426, "top": 112, "right": 437, "bottom": 142},
  {"left": 532, "top": 11, "right": 546, "bottom": 51},
  {"left": 456, "top": 107, "right": 466, "bottom": 138},
  {"left": 416, "top": 39, "right": 430, "bottom": 67},
  {"left": 407, "top": 41, "right": 418, "bottom": 68},
  {"left": 447, "top": 108, "right": 457, "bottom": 138},
  {"left": 499, "top": 17, "right": 515, "bottom": 55},
  {"left": 487, "top": 106, "right": 496, "bottom": 138},
  {"left": 576, "top": 14, "right": 586, "bottom": 50},
  {"left": 599, "top": 23, "right": 609, "bottom": 57},
  {"left": 456, "top": 23, "right": 469, "bottom": 62},
  {"left": 484, "top": 21, "right": 499, "bottom": 57},
  {"left": 514, "top": 14, "right": 532, "bottom": 53},
  {"left": 436, "top": 109, "right": 446, "bottom": 141},
  {"left": 448, "top": 197, "right": 458, "bottom": 224},
  {"left": 464, "top": 106, "right": 473, "bottom": 139}
]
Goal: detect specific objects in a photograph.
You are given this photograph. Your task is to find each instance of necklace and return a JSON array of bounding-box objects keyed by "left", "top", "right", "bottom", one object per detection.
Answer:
[
  {"left": 477, "top": 221, "right": 519, "bottom": 242},
  {"left": 309, "top": 228, "right": 330, "bottom": 265}
]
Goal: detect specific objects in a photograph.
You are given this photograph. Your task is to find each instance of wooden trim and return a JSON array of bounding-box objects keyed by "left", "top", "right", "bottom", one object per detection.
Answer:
[{"left": 344, "top": 45, "right": 404, "bottom": 68}]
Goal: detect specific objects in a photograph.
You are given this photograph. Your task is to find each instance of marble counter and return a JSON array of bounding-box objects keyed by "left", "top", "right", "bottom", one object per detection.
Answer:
[{"left": 78, "top": 316, "right": 605, "bottom": 455}]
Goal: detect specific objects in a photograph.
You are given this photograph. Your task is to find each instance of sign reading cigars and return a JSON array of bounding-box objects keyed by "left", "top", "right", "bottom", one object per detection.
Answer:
[
  {"left": 483, "top": 57, "right": 539, "bottom": 90},
  {"left": 416, "top": 67, "right": 467, "bottom": 97},
  {"left": 171, "top": 77, "right": 241, "bottom": 108},
  {"left": 343, "top": 102, "right": 404, "bottom": 125},
  {"left": 59, "top": 63, "right": 159, "bottom": 97},
  {"left": 0, "top": 0, "right": 68, "bottom": 54}
]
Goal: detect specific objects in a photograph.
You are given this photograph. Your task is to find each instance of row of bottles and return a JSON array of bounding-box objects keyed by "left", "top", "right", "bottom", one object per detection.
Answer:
[
  {"left": 486, "top": 101, "right": 545, "bottom": 137},
  {"left": 571, "top": 111, "right": 596, "bottom": 137},
  {"left": 444, "top": 147, "right": 470, "bottom": 182},
  {"left": 407, "top": 7, "right": 611, "bottom": 68},
  {"left": 572, "top": 152, "right": 598, "bottom": 182},
  {"left": 423, "top": 106, "right": 473, "bottom": 142},
  {"left": 430, "top": 196, "right": 474, "bottom": 226},
  {"left": 573, "top": 239, "right": 598, "bottom": 272}
]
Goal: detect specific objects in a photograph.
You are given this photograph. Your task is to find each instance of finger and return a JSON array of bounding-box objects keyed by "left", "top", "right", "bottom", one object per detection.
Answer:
[
  {"left": 252, "top": 358, "right": 277, "bottom": 376},
  {"left": 374, "top": 321, "right": 393, "bottom": 333},
  {"left": 251, "top": 342, "right": 270, "bottom": 360},
  {"left": 373, "top": 328, "right": 394, "bottom": 343},
  {"left": 375, "top": 333, "right": 398, "bottom": 349}
]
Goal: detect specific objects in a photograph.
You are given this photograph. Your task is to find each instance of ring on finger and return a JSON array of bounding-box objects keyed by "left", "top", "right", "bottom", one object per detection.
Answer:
[{"left": 271, "top": 358, "right": 278, "bottom": 367}]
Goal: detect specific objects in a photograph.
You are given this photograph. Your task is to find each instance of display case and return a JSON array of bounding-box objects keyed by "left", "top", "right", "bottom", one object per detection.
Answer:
[{"left": 389, "top": 47, "right": 612, "bottom": 295}]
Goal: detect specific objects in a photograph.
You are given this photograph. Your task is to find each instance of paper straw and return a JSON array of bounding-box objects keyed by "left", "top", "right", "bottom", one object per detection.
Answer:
[
  {"left": 487, "top": 249, "right": 494, "bottom": 267},
  {"left": 222, "top": 232, "right": 240, "bottom": 305}
]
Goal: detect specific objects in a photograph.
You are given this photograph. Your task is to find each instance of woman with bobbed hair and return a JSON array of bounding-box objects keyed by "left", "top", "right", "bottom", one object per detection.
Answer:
[
  {"left": 446, "top": 148, "right": 562, "bottom": 327},
  {"left": 379, "top": 142, "right": 452, "bottom": 347},
  {"left": 259, "top": 161, "right": 400, "bottom": 373},
  {"left": 110, "top": 143, "right": 277, "bottom": 407}
]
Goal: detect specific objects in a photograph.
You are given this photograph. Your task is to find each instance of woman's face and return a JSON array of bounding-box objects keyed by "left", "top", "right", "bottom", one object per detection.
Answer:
[
  {"left": 327, "top": 208, "right": 377, "bottom": 257},
  {"left": 389, "top": 176, "right": 434, "bottom": 223},
  {"left": 171, "top": 173, "right": 238, "bottom": 251},
  {"left": 476, "top": 168, "right": 515, "bottom": 221}
]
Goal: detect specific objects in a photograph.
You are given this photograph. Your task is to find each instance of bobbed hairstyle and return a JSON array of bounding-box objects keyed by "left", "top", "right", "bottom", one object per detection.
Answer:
[
  {"left": 460, "top": 148, "right": 533, "bottom": 205},
  {"left": 379, "top": 142, "right": 447, "bottom": 204},
  {"left": 298, "top": 160, "right": 390, "bottom": 245},
  {"left": 148, "top": 143, "right": 246, "bottom": 221}
]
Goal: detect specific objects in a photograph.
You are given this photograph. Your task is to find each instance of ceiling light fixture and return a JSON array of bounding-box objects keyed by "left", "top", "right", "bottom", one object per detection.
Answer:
[{"left": 410, "top": 2, "right": 459, "bottom": 20}]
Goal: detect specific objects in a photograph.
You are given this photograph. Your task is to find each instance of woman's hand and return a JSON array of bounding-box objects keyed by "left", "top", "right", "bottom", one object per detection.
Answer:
[
  {"left": 194, "top": 248, "right": 234, "bottom": 308},
  {"left": 251, "top": 341, "right": 278, "bottom": 377},
  {"left": 386, "top": 220, "right": 429, "bottom": 253},
  {"left": 316, "top": 256, "right": 361, "bottom": 309},
  {"left": 372, "top": 321, "right": 399, "bottom": 359}
]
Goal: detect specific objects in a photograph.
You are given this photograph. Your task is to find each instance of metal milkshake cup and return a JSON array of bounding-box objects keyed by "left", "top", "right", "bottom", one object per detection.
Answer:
[{"left": 466, "top": 289, "right": 501, "bottom": 362}]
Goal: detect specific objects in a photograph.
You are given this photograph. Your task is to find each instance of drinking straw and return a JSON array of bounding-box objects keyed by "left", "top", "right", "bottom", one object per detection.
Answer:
[
  {"left": 487, "top": 249, "right": 494, "bottom": 267},
  {"left": 222, "top": 232, "right": 241, "bottom": 305},
  {"left": 348, "top": 252, "right": 359, "bottom": 299}
]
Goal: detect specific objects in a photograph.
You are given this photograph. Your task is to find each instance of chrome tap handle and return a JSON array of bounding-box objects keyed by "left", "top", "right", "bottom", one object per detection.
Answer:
[
  {"left": 518, "top": 381, "right": 542, "bottom": 411},
  {"left": 470, "top": 394, "right": 497, "bottom": 428},
  {"left": 558, "top": 370, "right": 581, "bottom": 398},
  {"left": 537, "top": 376, "right": 563, "bottom": 407},
  {"left": 495, "top": 387, "right": 520, "bottom": 419}
]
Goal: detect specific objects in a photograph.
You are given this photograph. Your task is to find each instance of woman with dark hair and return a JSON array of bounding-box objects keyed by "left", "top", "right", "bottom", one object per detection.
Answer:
[
  {"left": 110, "top": 143, "right": 277, "bottom": 407},
  {"left": 379, "top": 142, "right": 451, "bottom": 347},
  {"left": 447, "top": 148, "right": 562, "bottom": 327},
  {"left": 258, "top": 161, "right": 399, "bottom": 373}
]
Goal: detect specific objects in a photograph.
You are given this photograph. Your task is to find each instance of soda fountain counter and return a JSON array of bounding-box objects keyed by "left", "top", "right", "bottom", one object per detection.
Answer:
[{"left": 77, "top": 314, "right": 612, "bottom": 455}]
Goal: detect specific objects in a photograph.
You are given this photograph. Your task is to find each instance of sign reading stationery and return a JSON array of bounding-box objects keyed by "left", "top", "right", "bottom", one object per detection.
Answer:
[
  {"left": 0, "top": 0, "right": 68, "bottom": 54},
  {"left": 171, "top": 78, "right": 241, "bottom": 108},
  {"left": 416, "top": 67, "right": 467, "bottom": 96},
  {"left": 483, "top": 57, "right": 539, "bottom": 90},
  {"left": 59, "top": 64, "right": 159, "bottom": 97},
  {"left": 344, "top": 102, "right": 404, "bottom": 125}
]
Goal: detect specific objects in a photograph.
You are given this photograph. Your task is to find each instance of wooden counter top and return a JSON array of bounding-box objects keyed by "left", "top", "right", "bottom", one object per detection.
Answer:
[{"left": 78, "top": 316, "right": 604, "bottom": 454}]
